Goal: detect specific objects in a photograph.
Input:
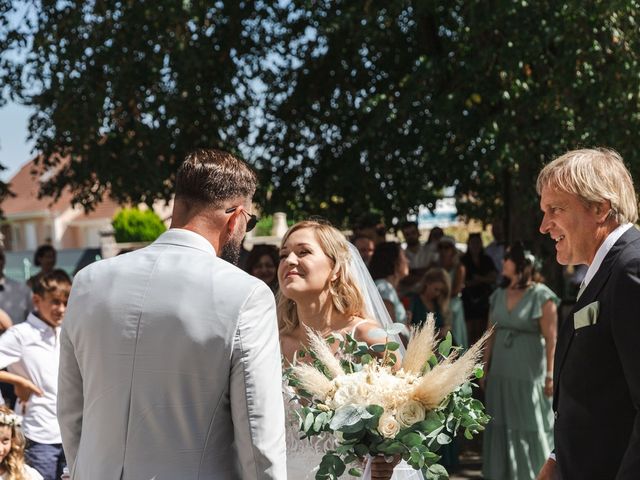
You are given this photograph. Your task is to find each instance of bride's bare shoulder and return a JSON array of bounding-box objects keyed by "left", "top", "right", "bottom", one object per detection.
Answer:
[{"left": 349, "top": 316, "right": 384, "bottom": 346}]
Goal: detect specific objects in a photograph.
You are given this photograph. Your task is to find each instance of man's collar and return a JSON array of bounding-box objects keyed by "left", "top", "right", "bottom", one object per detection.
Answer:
[
  {"left": 27, "top": 312, "right": 58, "bottom": 332},
  {"left": 582, "top": 223, "right": 633, "bottom": 289}
]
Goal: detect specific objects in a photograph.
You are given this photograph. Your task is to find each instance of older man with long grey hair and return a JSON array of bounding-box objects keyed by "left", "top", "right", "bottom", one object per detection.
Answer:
[{"left": 536, "top": 148, "right": 640, "bottom": 480}]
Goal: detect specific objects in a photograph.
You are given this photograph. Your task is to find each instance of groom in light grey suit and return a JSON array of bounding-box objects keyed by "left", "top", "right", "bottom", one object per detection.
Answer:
[{"left": 58, "top": 149, "right": 287, "bottom": 479}]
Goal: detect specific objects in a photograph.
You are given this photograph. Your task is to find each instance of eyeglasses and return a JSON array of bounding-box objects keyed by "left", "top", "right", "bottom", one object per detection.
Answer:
[{"left": 225, "top": 206, "right": 259, "bottom": 232}]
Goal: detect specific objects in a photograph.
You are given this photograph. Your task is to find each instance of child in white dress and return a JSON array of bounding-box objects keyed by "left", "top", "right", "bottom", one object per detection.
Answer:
[{"left": 0, "top": 406, "right": 42, "bottom": 480}]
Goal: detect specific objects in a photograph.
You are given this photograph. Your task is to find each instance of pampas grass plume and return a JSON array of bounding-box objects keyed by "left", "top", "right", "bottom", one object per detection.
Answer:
[
  {"left": 413, "top": 328, "right": 491, "bottom": 409},
  {"left": 305, "top": 326, "right": 345, "bottom": 379},
  {"left": 289, "top": 363, "right": 335, "bottom": 399},
  {"left": 402, "top": 314, "right": 438, "bottom": 375}
]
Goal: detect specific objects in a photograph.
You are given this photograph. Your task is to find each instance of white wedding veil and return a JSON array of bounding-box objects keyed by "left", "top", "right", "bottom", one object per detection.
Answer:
[{"left": 347, "top": 243, "right": 407, "bottom": 355}]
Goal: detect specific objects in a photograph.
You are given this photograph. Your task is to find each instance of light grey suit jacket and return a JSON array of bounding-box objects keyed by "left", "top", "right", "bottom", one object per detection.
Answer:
[{"left": 58, "top": 229, "right": 287, "bottom": 479}]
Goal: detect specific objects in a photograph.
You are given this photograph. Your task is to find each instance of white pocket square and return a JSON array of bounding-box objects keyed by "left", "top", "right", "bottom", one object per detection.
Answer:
[{"left": 573, "top": 301, "right": 600, "bottom": 329}]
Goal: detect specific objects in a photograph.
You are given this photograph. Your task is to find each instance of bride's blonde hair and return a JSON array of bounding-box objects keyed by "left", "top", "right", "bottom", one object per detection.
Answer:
[{"left": 277, "top": 220, "right": 367, "bottom": 334}]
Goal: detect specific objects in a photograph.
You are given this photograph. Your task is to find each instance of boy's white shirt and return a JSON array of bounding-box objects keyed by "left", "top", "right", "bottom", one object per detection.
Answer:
[{"left": 0, "top": 312, "right": 61, "bottom": 444}]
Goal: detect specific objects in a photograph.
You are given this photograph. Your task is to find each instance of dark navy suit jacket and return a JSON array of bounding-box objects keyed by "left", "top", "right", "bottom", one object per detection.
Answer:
[{"left": 554, "top": 226, "right": 640, "bottom": 479}]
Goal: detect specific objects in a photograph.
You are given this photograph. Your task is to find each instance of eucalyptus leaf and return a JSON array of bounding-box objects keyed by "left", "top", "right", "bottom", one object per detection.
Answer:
[
  {"left": 304, "top": 412, "right": 314, "bottom": 433},
  {"left": 330, "top": 405, "right": 373, "bottom": 431},
  {"left": 385, "top": 341, "right": 400, "bottom": 351},
  {"left": 426, "top": 463, "right": 449, "bottom": 480},
  {"left": 438, "top": 332, "right": 453, "bottom": 357}
]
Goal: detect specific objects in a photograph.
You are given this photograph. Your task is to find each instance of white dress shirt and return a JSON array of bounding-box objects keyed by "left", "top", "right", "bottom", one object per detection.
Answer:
[
  {"left": 0, "top": 312, "right": 61, "bottom": 444},
  {"left": 582, "top": 223, "right": 633, "bottom": 290}
]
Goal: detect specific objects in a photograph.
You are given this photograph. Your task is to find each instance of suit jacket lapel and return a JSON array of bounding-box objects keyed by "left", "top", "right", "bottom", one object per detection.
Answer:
[{"left": 553, "top": 227, "right": 640, "bottom": 407}]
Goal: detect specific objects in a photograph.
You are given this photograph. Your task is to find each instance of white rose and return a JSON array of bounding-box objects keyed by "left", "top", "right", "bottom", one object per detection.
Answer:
[
  {"left": 377, "top": 412, "right": 401, "bottom": 439},
  {"left": 396, "top": 400, "right": 426, "bottom": 428}
]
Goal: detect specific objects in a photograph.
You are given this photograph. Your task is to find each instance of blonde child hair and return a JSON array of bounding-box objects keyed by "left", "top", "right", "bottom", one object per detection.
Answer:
[{"left": 0, "top": 405, "right": 28, "bottom": 480}]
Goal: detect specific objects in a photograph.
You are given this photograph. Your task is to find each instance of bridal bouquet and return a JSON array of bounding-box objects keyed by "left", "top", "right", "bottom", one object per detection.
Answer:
[{"left": 285, "top": 316, "right": 490, "bottom": 480}]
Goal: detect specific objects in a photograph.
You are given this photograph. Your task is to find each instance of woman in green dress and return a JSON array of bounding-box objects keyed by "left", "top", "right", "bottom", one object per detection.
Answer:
[{"left": 481, "top": 242, "right": 558, "bottom": 480}]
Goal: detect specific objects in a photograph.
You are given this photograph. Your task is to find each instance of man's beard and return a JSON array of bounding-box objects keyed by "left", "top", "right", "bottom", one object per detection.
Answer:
[{"left": 220, "top": 234, "right": 243, "bottom": 265}]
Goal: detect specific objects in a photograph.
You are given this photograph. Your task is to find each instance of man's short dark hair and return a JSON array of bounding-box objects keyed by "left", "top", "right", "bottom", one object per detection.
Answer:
[{"left": 175, "top": 149, "right": 257, "bottom": 207}]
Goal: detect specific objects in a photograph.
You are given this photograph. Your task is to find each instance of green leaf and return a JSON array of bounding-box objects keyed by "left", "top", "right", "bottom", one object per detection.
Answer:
[
  {"left": 329, "top": 405, "right": 373, "bottom": 432},
  {"left": 385, "top": 341, "right": 400, "bottom": 351},
  {"left": 426, "top": 463, "right": 450, "bottom": 480},
  {"left": 304, "top": 412, "right": 314, "bottom": 433},
  {"left": 361, "top": 353, "right": 373, "bottom": 364},
  {"left": 379, "top": 441, "right": 405, "bottom": 455},
  {"left": 438, "top": 332, "right": 453, "bottom": 357},
  {"left": 400, "top": 432, "right": 424, "bottom": 447},
  {"left": 370, "top": 343, "right": 387, "bottom": 353},
  {"left": 436, "top": 432, "right": 452, "bottom": 445},
  {"left": 314, "top": 412, "right": 328, "bottom": 432},
  {"left": 348, "top": 467, "right": 362, "bottom": 477},
  {"left": 474, "top": 366, "right": 484, "bottom": 379},
  {"left": 354, "top": 443, "right": 369, "bottom": 457}
]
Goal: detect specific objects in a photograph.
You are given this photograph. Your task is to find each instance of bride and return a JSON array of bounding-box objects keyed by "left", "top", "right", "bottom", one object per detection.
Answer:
[{"left": 277, "top": 220, "right": 424, "bottom": 480}]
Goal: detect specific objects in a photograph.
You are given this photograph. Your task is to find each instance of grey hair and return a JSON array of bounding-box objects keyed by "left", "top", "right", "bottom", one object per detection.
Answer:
[{"left": 536, "top": 148, "right": 638, "bottom": 224}]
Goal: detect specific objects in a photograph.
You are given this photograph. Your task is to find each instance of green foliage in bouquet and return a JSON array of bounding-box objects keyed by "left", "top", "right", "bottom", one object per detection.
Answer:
[{"left": 285, "top": 318, "right": 490, "bottom": 480}]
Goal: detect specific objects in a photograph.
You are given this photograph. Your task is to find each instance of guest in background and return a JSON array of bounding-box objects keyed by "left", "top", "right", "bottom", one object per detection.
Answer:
[
  {"left": 407, "top": 268, "right": 451, "bottom": 333},
  {"left": 352, "top": 236, "right": 375, "bottom": 266},
  {"left": 432, "top": 236, "right": 468, "bottom": 348},
  {"left": 0, "top": 270, "right": 72, "bottom": 480},
  {"left": 461, "top": 233, "right": 497, "bottom": 345},
  {"left": 0, "top": 249, "right": 31, "bottom": 325},
  {"left": 369, "top": 242, "right": 409, "bottom": 324},
  {"left": 244, "top": 244, "right": 279, "bottom": 293},
  {"left": 352, "top": 213, "right": 386, "bottom": 245},
  {"left": 485, "top": 221, "right": 506, "bottom": 276},
  {"left": 0, "top": 405, "right": 43, "bottom": 479},
  {"left": 481, "top": 242, "right": 558, "bottom": 480},
  {"left": 399, "top": 222, "right": 441, "bottom": 294},
  {"left": 401, "top": 222, "right": 437, "bottom": 271},
  {"left": 27, "top": 245, "right": 57, "bottom": 290}
]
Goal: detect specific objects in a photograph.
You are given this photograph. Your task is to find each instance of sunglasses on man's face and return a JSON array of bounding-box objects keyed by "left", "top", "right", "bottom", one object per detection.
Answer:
[{"left": 225, "top": 206, "right": 259, "bottom": 232}]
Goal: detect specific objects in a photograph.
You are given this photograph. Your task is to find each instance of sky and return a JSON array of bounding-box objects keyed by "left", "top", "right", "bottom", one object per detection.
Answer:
[{"left": 0, "top": 102, "right": 34, "bottom": 182}]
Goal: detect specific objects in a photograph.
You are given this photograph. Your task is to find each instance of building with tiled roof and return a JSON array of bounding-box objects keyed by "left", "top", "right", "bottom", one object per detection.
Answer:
[{"left": 0, "top": 159, "right": 172, "bottom": 252}]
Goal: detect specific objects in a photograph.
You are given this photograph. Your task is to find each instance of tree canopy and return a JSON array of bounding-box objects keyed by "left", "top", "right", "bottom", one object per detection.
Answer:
[
  {"left": 2, "top": 1, "right": 640, "bottom": 237},
  {"left": 257, "top": 1, "right": 640, "bottom": 235},
  {"left": 0, "top": 0, "right": 273, "bottom": 207}
]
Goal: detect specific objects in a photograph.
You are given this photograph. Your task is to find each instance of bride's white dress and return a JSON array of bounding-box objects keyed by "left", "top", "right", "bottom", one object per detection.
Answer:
[{"left": 284, "top": 386, "right": 425, "bottom": 480}]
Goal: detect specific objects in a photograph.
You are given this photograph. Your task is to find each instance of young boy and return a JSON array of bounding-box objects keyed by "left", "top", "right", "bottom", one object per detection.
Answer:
[{"left": 0, "top": 269, "right": 71, "bottom": 480}]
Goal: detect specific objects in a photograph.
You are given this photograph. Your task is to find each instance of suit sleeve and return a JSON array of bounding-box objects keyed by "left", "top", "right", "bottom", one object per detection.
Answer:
[
  {"left": 230, "top": 282, "right": 287, "bottom": 480},
  {"left": 611, "top": 257, "right": 640, "bottom": 478},
  {"left": 57, "top": 278, "right": 86, "bottom": 471}
]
